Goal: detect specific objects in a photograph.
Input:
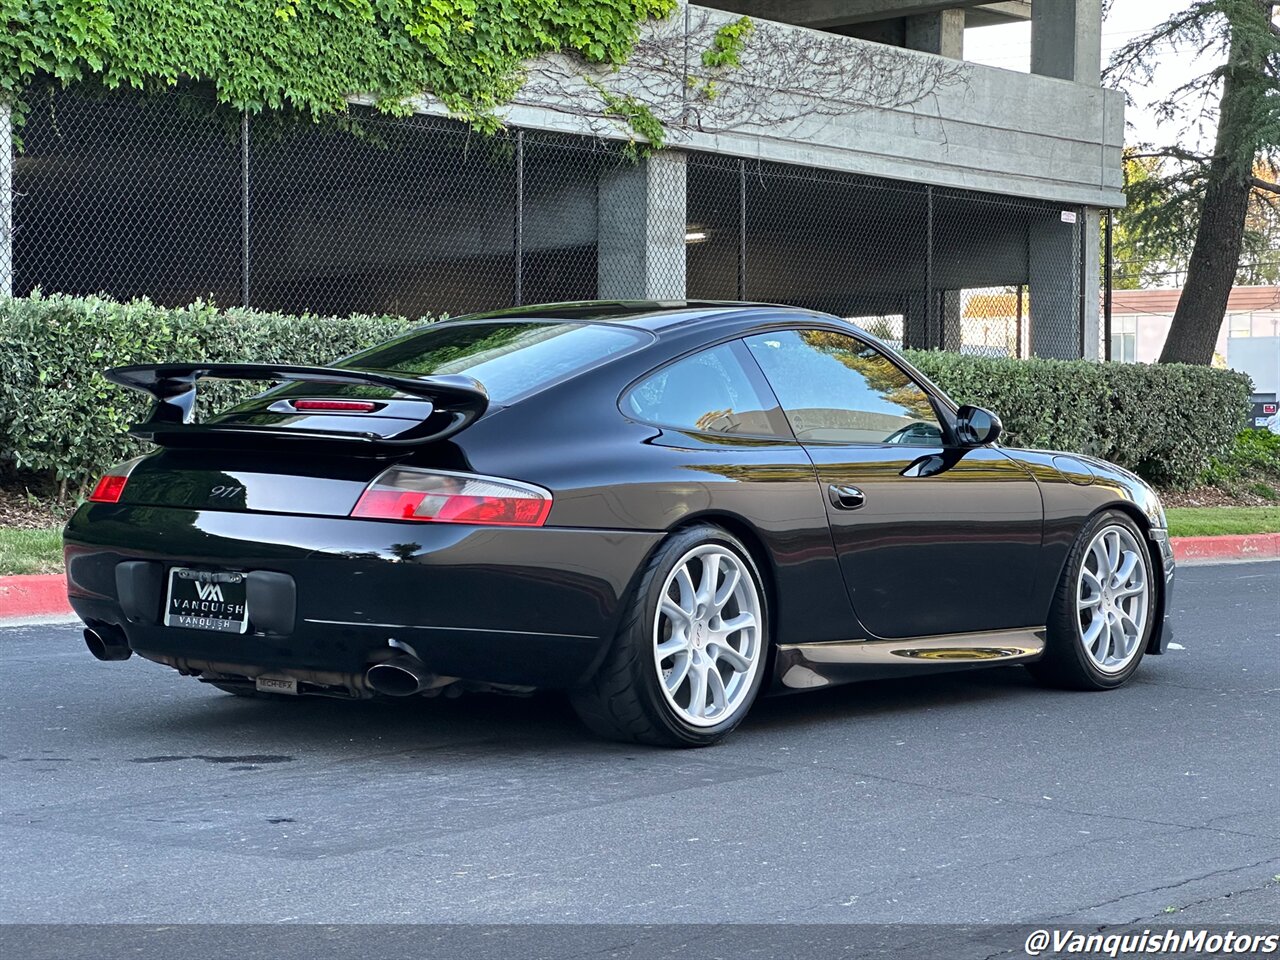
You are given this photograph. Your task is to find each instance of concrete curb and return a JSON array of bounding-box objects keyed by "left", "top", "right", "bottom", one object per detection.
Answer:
[
  {"left": 0, "top": 574, "right": 72, "bottom": 622},
  {"left": 1171, "top": 533, "right": 1280, "bottom": 565},
  {"left": 3, "top": 533, "right": 1278, "bottom": 625}
]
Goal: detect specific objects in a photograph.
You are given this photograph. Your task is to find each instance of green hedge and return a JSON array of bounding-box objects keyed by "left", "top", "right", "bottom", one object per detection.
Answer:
[
  {"left": 1202, "top": 427, "right": 1280, "bottom": 497},
  {"left": 0, "top": 292, "right": 418, "bottom": 490},
  {"left": 0, "top": 294, "right": 1253, "bottom": 493},
  {"left": 907, "top": 351, "right": 1252, "bottom": 488}
]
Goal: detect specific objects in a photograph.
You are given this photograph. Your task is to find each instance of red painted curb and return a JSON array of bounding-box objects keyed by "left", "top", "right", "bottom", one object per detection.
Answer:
[
  {"left": 1171, "top": 533, "right": 1280, "bottom": 564},
  {"left": 0, "top": 533, "right": 1277, "bottom": 621},
  {"left": 0, "top": 574, "right": 72, "bottom": 619}
]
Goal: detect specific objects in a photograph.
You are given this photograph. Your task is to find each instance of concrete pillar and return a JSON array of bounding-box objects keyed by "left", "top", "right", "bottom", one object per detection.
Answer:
[
  {"left": 1081, "top": 208, "right": 1101, "bottom": 360},
  {"left": 1031, "top": 0, "right": 1102, "bottom": 85},
  {"left": 830, "top": 19, "right": 907, "bottom": 47},
  {"left": 904, "top": 290, "right": 929, "bottom": 350},
  {"left": 1028, "top": 215, "right": 1082, "bottom": 360},
  {"left": 940, "top": 289, "right": 962, "bottom": 351},
  {"left": 905, "top": 9, "right": 965, "bottom": 59},
  {"left": 1, "top": 101, "right": 11, "bottom": 297},
  {"left": 903, "top": 290, "right": 961, "bottom": 350},
  {"left": 598, "top": 150, "right": 687, "bottom": 300}
]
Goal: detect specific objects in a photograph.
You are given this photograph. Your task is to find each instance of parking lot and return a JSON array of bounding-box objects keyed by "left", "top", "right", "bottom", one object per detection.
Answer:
[{"left": 2, "top": 562, "right": 1277, "bottom": 939}]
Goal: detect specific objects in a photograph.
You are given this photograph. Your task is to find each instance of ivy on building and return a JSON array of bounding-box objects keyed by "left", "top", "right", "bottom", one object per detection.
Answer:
[
  {"left": 701, "top": 15, "right": 752, "bottom": 70},
  {"left": 587, "top": 76, "right": 666, "bottom": 155},
  {"left": 687, "top": 15, "right": 752, "bottom": 104},
  {"left": 2, "top": 0, "right": 677, "bottom": 138}
]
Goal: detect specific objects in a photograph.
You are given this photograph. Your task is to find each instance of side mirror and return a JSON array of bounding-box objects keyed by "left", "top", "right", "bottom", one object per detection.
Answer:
[{"left": 955, "top": 405, "right": 1002, "bottom": 446}]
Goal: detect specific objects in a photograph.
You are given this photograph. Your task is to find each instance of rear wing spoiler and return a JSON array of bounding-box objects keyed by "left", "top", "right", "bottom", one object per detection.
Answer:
[{"left": 105, "top": 363, "right": 489, "bottom": 448}]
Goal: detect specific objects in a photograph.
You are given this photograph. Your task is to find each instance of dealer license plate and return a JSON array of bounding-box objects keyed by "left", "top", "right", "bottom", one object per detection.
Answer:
[{"left": 164, "top": 568, "right": 249, "bottom": 634}]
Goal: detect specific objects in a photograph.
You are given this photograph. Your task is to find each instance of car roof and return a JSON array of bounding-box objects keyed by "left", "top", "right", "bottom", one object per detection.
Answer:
[{"left": 447, "top": 300, "right": 838, "bottom": 333}]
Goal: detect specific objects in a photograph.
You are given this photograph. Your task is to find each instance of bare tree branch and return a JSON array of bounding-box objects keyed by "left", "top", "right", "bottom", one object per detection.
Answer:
[
  {"left": 513, "top": 8, "right": 969, "bottom": 145},
  {"left": 1126, "top": 148, "right": 1211, "bottom": 164}
]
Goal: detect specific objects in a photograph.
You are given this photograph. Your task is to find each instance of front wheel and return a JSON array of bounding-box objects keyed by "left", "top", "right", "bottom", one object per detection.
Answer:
[
  {"left": 570, "top": 525, "right": 769, "bottom": 747},
  {"left": 1028, "top": 510, "right": 1155, "bottom": 690}
]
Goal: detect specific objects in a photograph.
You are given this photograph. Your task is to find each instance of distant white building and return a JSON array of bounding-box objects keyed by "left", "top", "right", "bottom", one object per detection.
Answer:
[{"left": 1107, "top": 287, "right": 1280, "bottom": 414}]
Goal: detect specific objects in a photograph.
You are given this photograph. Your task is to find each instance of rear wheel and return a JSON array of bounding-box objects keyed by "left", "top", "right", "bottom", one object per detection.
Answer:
[
  {"left": 1028, "top": 510, "right": 1154, "bottom": 690},
  {"left": 570, "top": 525, "right": 768, "bottom": 747}
]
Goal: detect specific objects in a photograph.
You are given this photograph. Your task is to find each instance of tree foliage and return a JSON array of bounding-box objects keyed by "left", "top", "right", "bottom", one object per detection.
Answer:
[
  {"left": 1115, "top": 153, "right": 1280, "bottom": 289},
  {"left": 1106, "top": 0, "right": 1280, "bottom": 363},
  {"left": 1241, "top": 158, "right": 1280, "bottom": 283},
  {"left": 1112, "top": 154, "right": 1196, "bottom": 290},
  {"left": 2, "top": 0, "right": 676, "bottom": 136}
]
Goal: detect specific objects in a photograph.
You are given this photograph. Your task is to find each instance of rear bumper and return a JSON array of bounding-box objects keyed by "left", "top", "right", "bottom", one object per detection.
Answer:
[{"left": 64, "top": 504, "right": 661, "bottom": 688}]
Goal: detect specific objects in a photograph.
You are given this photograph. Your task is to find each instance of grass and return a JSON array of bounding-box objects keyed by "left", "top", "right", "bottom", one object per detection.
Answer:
[
  {"left": 0, "top": 527, "right": 64, "bottom": 576},
  {"left": 1166, "top": 506, "right": 1280, "bottom": 538}
]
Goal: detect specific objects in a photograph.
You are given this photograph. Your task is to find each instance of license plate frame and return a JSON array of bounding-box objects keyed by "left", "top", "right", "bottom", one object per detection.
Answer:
[{"left": 164, "top": 568, "right": 249, "bottom": 634}]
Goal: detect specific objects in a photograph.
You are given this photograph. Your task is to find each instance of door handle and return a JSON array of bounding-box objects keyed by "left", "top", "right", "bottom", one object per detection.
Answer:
[{"left": 828, "top": 484, "right": 866, "bottom": 510}]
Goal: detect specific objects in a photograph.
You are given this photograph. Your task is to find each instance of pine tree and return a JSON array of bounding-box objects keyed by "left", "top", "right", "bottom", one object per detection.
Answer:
[{"left": 1108, "top": 0, "right": 1280, "bottom": 364}]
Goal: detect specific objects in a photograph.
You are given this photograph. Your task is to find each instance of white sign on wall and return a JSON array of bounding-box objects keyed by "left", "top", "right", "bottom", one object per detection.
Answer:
[{"left": 1228, "top": 337, "right": 1280, "bottom": 395}]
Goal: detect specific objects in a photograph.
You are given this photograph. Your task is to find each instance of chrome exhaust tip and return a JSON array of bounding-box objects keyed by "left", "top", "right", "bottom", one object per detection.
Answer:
[
  {"left": 365, "top": 655, "right": 435, "bottom": 697},
  {"left": 84, "top": 625, "right": 132, "bottom": 662}
]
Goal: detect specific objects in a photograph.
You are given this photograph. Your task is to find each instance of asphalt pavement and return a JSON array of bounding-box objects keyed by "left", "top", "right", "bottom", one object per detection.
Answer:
[{"left": 1, "top": 561, "right": 1277, "bottom": 953}]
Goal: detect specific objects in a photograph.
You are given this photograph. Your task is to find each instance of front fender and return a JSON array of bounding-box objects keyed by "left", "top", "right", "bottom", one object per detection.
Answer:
[{"left": 1003, "top": 449, "right": 1173, "bottom": 651}]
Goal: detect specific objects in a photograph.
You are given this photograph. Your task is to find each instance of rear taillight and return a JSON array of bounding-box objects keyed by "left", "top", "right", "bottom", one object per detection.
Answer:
[
  {"left": 87, "top": 457, "right": 146, "bottom": 504},
  {"left": 88, "top": 475, "right": 128, "bottom": 503},
  {"left": 350, "top": 467, "right": 552, "bottom": 527}
]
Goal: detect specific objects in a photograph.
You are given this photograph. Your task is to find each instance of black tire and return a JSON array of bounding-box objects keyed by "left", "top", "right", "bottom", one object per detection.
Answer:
[
  {"left": 570, "top": 524, "right": 770, "bottom": 748},
  {"left": 1027, "top": 509, "right": 1155, "bottom": 691}
]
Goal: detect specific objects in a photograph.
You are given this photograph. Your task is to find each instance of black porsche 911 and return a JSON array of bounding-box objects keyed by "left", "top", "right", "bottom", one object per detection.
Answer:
[{"left": 65, "top": 301, "right": 1174, "bottom": 747}]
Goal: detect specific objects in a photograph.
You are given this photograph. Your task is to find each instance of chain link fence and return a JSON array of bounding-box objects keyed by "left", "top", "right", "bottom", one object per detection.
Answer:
[
  {"left": 1, "top": 103, "right": 10, "bottom": 305},
  {"left": 5, "top": 87, "right": 1090, "bottom": 358}
]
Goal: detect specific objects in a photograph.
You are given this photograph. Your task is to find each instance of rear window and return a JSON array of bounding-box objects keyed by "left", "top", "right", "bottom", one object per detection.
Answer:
[{"left": 281, "top": 321, "right": 651, "bottom": 405}]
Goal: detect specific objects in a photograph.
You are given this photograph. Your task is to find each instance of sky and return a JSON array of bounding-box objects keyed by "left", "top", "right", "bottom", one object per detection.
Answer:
[{"left": 964, "top": 0, "right": 1211, "bottom": 147}]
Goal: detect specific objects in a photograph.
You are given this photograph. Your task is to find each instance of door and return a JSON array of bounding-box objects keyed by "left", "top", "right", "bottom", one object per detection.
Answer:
[
  {"left": 744, "top": 328, "right": 1044, "bottom": 640},
  {"left": 620, "top": 340, "right": 861, "bottom": 645}
]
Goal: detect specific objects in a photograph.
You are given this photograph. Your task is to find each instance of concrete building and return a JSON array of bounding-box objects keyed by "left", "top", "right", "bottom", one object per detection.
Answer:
[{"left": 4, "top": 1, "right": 1120, "bottom": 359}]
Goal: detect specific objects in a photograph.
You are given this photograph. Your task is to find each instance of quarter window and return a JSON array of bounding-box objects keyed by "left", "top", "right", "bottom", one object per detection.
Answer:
[
  {"left": 625, "top": 343, "right": 784, "bottom": 437},
  {"left": 744, "top": 330, "right": 943, "bottom": 446}
]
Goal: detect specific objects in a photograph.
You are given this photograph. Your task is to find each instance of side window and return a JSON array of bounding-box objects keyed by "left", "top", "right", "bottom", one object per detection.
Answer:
[
  {"left": 625, "top": 343, "right": 786, "bottom": 437},
  {"left": 744, "top": 329, "right": 943, "bottom": 446}
]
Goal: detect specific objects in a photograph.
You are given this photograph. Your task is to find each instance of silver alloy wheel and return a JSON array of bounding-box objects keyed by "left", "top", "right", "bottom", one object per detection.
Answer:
[
  {"left": 1077, "top": 524, "right": 1150, "bottom": 674},
  {"left": 653, "top": 544, "right": 763, "bottom": 728}
]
